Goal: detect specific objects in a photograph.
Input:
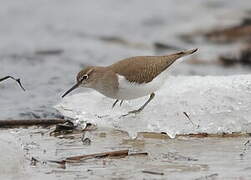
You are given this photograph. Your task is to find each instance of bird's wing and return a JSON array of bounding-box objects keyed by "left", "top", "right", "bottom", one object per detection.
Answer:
[{"left": 109, "top": 49, "right": 197, "bottom": 84}]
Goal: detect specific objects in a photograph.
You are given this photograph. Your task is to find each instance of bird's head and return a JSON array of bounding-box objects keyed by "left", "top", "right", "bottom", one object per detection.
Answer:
[{"left": 62, "top": 66, "right": 95, "bottom": 98}]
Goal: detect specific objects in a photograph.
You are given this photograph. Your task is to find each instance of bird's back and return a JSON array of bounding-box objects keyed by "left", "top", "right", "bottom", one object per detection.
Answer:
[{"left": 109, "top": 49, "right": 197, "bottom": 84}]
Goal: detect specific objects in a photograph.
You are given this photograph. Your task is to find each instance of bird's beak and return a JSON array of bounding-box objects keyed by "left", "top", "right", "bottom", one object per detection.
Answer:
[{"left": 62, "top": 81, "right": 81, "bottom": 98}]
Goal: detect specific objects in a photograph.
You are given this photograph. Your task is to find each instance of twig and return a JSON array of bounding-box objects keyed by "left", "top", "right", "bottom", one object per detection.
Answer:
[
  {"left": 0, "top": 76, "right": 25, "bottom": 91},
  {"left": 50, "top": 150, "right": 148, "bottom": 164},
  {"left": 66, "top": 150, "right": 129, "bottom": 162},
  {"left": 183, "top": 112, "right": 199, "bottom": 128},
  {"left": 142, "top": 170, "right": 164, "bottom": 175},
  {"left": 129, "top": 152, "right": 148, "bottom": 156},
  {"left": 48, "top": 150, "right": 148, "bottom": 166},
  {"left": 183, "top": 112, "right": 193, "bottom": 125},
  {"left": 0, "top": 119, "right": 67, "bottom": 128}
]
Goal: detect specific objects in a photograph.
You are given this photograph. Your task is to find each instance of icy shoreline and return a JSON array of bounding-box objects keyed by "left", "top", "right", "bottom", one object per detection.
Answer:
[{"left": 55, "top": 75, "right": 251, "bottom": 138}]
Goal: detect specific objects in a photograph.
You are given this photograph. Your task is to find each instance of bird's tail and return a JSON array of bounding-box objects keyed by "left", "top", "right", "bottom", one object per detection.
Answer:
[
  {"left": 161, "top": 48, "right": 198, "bottom": 70},
  {"left": 173, "top": 48, "right": 198, "bottom": 57}
]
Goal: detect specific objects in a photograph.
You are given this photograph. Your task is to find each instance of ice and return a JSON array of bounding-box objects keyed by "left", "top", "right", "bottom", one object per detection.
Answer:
[
  {"left": 55, "top": 75, "right": 251, "bottom": 138},
  {"left": 0, "top": 131, "right": 26, "bottom": 179}
]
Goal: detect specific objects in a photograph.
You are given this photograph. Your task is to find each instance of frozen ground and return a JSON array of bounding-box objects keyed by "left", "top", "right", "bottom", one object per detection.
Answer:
[
  {"left": 1, "top": 127, "right": 250, "bottom": 180},
  {"left": 1, "top": 0, "right": 251, "bottom": 179},
  {"left": 56, "top": 75, "right": 251, "bottom": 138}
]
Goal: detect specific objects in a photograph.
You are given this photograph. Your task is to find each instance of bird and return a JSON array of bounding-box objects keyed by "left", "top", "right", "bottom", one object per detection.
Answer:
[{"left": 62, "top": 48, "right": 198, "bottom": 116}]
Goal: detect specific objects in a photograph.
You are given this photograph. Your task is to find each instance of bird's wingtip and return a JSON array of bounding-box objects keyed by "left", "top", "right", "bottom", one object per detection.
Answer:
[{"left": 190, "top": 48, "right": 198, "bottom": 54}]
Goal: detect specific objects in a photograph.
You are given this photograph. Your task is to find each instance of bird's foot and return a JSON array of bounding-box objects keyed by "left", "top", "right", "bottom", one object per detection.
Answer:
[
  {"left": 122, "top": 93, "right": 154, "bottom": 117},
  {"left": 121, "top": 108, "right": 143, "bottom": 117}
]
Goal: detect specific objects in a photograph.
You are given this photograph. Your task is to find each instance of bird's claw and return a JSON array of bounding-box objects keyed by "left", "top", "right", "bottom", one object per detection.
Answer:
[{"left": 121, "top": 108, "right": 142, "bottom": 117}]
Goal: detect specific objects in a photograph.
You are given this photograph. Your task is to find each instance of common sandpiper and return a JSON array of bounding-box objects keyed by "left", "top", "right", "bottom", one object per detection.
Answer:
[{"left": 62, "top": 48, "right": 198, "bottom": 115}]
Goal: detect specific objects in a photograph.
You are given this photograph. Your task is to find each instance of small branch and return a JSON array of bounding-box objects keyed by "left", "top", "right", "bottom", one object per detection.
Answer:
[
  {"left": 129, "top": 152, "right": 148, "bottom": 156},
  {"left": 50, "top": 150, "right": 148, "bottom": 164},
  {"left": 142, "top": 170, "right": 164, "bottom": 175},
  {"left": 0, "top": 119, "right": 67, "bottom": 128},
  {"left": 66, "top": 150, "right": 129, "bottom": 162},
  {"left": 0, "top": 76, "right": 25, "bottom": 91},
  {"left": 183, "top": 112, "right": 199, "bottom": 128}
]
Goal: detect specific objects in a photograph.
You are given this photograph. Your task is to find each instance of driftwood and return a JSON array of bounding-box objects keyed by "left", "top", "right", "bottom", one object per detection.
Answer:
[
  {"left": 50, "top": 150, "right": 148, "bottom": 164},
  {"left": 0, "top": 76, "right": 25, "bottom": 91},
  {"left": 0, "top": 119, "right": 67, "bottom": 128},
  {"left": 66, "top": 149, "right": 129, "bottom": 161}
]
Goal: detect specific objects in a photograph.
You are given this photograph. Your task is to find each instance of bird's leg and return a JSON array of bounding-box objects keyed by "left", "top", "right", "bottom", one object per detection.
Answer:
[
  {"left": 112, "top": 99, "right": 119, "bottom": 108},
  {"left": 120, "top": 100, "right": 124, "bottom": 106},
  {"left": 123, "top": 93, "right": 155, "bottom": 116},
  {"left": 112, "top": 99, "right": 124, "bottom": 108},
  {"left": 129, "top": 93, "right": 155, "bottom": 113}
]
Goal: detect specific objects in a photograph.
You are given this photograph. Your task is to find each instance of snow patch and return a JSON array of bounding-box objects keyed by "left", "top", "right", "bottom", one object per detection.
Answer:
[{"left": 55, "top": 75, "right": 251, "bottom": 138}]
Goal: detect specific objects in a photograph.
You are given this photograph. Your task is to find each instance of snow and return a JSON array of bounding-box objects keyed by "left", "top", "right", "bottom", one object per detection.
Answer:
[{"left": 55, "top": 75, "right": 251, "bottom": 138}]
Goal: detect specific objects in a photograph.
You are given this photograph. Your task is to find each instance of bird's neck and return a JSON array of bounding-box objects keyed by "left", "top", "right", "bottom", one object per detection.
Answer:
[{"left": 90, "top": 67, "right": 119, "bottom": 98}]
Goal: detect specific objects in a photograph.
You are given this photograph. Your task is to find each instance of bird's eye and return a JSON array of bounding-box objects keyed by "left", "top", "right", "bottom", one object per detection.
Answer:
[{"left": 82, "top": 74, "right": 88, "bottom": 81}]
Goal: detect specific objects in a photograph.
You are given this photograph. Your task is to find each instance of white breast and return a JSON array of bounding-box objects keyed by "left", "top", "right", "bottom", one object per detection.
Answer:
[{"left": 115, "top": 70, "right": 169, "bottom": 100}]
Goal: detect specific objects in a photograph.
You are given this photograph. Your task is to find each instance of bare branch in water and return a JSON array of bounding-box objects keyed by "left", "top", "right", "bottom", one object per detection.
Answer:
[
  {"left": 0, "top": 76, "right": 25, "bottom": 91},
  {"left": 0, "top": 119, "right": 67, "bottom": 128}
]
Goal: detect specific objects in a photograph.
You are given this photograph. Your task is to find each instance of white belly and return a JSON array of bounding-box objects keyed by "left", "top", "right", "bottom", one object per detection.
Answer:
[{"left": 115, "top": 70, "right": 169, "bottom": 100}]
